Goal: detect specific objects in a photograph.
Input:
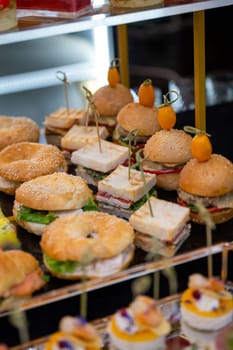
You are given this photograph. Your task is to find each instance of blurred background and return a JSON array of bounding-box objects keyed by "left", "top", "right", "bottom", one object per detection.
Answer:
[{"left": 0, "top": 4, "right": 232, "bottom": 161}]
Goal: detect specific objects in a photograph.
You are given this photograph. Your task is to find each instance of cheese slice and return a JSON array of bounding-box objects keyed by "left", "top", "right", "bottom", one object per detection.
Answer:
[
  {"left": 129, "top": 197, "right": 190, "bottom": 241},
  {"left": 71, "top": 140, "right": 129, "bottom": 173},
  {"left": 98, "top": 165, "right": 156, "bottom": 202},
  {"left": 61, "top": 125, "right": 109, "bottom": 151}
]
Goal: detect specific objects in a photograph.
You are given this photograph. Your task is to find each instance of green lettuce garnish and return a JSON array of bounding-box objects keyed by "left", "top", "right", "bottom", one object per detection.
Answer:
[
  {"left": 130, "top": 188, "right": 157, "bottom": 211},
  {"left": 84, "top": 167, "right": 107, "bottom": 181},
  {"left": 44, "top": 254, "right": 79, "bottom": 273},
  {"left": 82, "top": 197, "right": 99, "bottom": 212},
  {"left": 17, "top": 206, "right": 58, "bottom": 224}
]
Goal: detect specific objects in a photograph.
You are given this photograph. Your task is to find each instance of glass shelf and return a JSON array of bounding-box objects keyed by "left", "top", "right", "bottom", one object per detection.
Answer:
[{"left": 0, "top": 0, "right": 233, "bottom": 45}]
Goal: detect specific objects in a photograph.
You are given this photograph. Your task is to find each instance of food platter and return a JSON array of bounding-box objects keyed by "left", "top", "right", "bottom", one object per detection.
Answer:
[
  {"left": 0, "top": 183, "right": 232, "bottom": 317},
  {"left": 10, "top": 281, "right": 233, "bottom": 350}
]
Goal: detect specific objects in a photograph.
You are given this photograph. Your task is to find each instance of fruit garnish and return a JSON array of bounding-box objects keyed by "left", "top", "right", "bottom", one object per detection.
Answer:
[
  {"left": 157, "top": 90, "right": 179, "bottom": 130},
  {"left": 138, "top": 79, "right": 155, "bottom": 108},
  {"left": 107, "top": 58, "right": 120, "bottom": 88},
  {"left": 184, "top": 126, "right": 212, "bottom": 162}
]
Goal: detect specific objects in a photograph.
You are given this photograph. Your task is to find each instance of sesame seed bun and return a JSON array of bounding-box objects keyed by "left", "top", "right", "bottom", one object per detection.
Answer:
[
  {"left": 144, "top": 129, "right": 193, "bottom": 164},
  {"left": 41, "top": 211, "right": 135, "bottom": 279},
  {"left": 142, "top": 129, "right": 192, "bottom": 191},
  {"left": 178, "top": 154, "right": 233, "bottom": 224},
  {"left": 0, "top": 142, "right": 67, "bottom": 183},
  {"left": 92, "top": 83, "right": 133, "bottom": 118},
  {"left": 179, "top": 154, "right": 233, "bottom": 197},
  {"left": 0, "top": 116, "right": 40, "bottom": 151},
  {"left": 116, "top": 102, "right": 160, "bottom": 136},
  {"left": 14, "top": 172, "right": 93, "bottom": 211}
]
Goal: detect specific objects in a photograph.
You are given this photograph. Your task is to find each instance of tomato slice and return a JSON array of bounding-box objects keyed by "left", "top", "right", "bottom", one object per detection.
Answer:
[
  {"left": 144, "top": 168, "right": 182, "bottom": 175},
  {"left": 177, "top": 197, "right": 225, "bottom": 213}
]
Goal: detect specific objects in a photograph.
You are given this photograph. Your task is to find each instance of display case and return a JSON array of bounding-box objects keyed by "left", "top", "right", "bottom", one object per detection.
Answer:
[{"left": 0, "top": 0, "right": 233, "bottom": 346}]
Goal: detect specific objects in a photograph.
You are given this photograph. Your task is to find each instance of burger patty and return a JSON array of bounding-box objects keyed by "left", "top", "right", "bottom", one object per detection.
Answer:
[{"left": 177, "top": 188, "right": 233, "bottom": 209}]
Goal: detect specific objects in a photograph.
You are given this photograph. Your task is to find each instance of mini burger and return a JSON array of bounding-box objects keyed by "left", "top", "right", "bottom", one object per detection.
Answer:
[
  {"left": 177, "top": 154, "right": 233, "bottom": 224},
  {"left": 129, "top": 196, "right": 191, "bottom": 257},
  {"left": 13, "top": 172, "right": 97, "bottom": 236},
  {"left": 70, "top": 139, "right": 129, "bottom": 187},
  {"left": 90, "top": 83, "right": 133, "bottom": 135},
  {"left": 143, "top": 129, "right": 193, "bottom": 191},
  {"left": 0, "top": 249, "right": 46, "bottom": 305},
  {"left": 40, "top": 211, "right": 135, "bottom": 279},
  {"left": 44, "top": 108, "right": 87, "bottom": 147},
  {"left": 97, "top": 164, "right": 157, "bottom": 219},
  {"left": 112, "top": 101, "right": 161, "bottom": 153}
]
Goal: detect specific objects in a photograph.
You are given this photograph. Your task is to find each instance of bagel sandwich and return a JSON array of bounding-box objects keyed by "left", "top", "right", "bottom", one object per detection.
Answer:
[
  {"left": 177, "top": 154, "right": 233, "bottom": 224},
  {"left": 0, "top": 249, "right": 46, "bottom": 307},
  {"left": 90, "top": 83, "right": 134, "bottom": 135},
  {"left": 71, "top": 140, "right": 129, "bottom": 187},
  {"left": 0, "top": 142, "right": 68, "bottom": 195},
  {"left": 0, "top": 115, "right": 40, "bottom": 151},
  {"left": 142, "top": 129, "right": 193, "bottom": 191},
  {"left": 44, "top": 108, "right": 87, "bottom": 147},
  {"left": 97, "top": 165, "right": 157, "bottom": 219},
  {"left": 13, "top": 172, "right": 97, "bottom": 236},
  {"left": 40, "top": 211, "right": 135, "bottom": 279},
  {"left": 129, "top": 196, "right": 191, "bottom": 257},
  {"left": 112, "top": 101, "right": 161, "bottom": 153}
]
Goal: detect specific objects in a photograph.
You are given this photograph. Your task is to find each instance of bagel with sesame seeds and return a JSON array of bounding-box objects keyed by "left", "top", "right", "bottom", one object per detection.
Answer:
[
  {"left": 13, "top": 172, "right": 96, "bottom": 236},
  {"left": 0, "top": 142, "right": 67, "bottom": 195},
  {"left": 40, "top": 211, "right": 135, "bottom": 279},
  {"left": 0, "top": 116, "right": 40, "bottom": 151}
]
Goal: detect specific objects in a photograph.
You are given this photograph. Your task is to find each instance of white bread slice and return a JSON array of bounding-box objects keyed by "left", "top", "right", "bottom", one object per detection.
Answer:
[
  {"left": 98, "top": 165, "right": 156, "bottom": 202},
  {"left": 71, "top": 140, "right": 128, "bottom": 173},
  {"left": 61, "top": 125, "right": 109, "bottom": 151},
  {"left": 129, "top": 197, "right": 190, "bottom": 242},
  {"left": 45, "top": 108, "right": 87, "bottom": 129}
]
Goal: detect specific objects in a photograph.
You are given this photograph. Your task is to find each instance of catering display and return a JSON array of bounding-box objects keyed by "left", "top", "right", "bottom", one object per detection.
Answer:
[{"left": 0, "top": 0, "right": 233, "bottom": 348}]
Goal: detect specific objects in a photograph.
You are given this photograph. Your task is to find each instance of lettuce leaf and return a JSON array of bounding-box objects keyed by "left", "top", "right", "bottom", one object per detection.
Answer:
[
  {"left": 82, "top": 197, "right": 99, "bottom": 212},
  {"left": 130, "top": 188, "right": 157, "bottom": 211},
  {"left": 84, "top": 167, "right": 107, "bottom": 181},
  {"left": 44, "top": 254, "right": 79, "bottom": 273},
  {"left": 16, "top": 206, "right": 58, "bottom": 224}
]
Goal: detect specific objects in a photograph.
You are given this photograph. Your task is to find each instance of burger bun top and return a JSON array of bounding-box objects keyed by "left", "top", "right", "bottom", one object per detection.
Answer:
[
  {"left": 15, "top": 172, "right": 93, "bottom": 211},
  {"left": 117, "top": 102, "right": 160, "bottom": 136},
  {"left": 179, "top": 154, "right": 233, "bottom": 197},
  {"left": 144, "top": 129, "right": 193, "bottom": 164},
  {"left": 92, "top": 83, "right": 133, "bottom": 117}
]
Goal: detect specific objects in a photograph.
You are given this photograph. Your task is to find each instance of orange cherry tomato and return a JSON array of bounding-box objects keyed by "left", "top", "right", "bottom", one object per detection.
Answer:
[
  {"left": 138, "top": 79, "right": 155, "bottom": 108},
  {"left": 191, "top": 133, "right": 212, "bottom": 161},
  {"left": 157, "top": 104, "right": 176, "bottom": 130},
  {"left": 107, "top": 58, "right": 120, "bottom": 88}
]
